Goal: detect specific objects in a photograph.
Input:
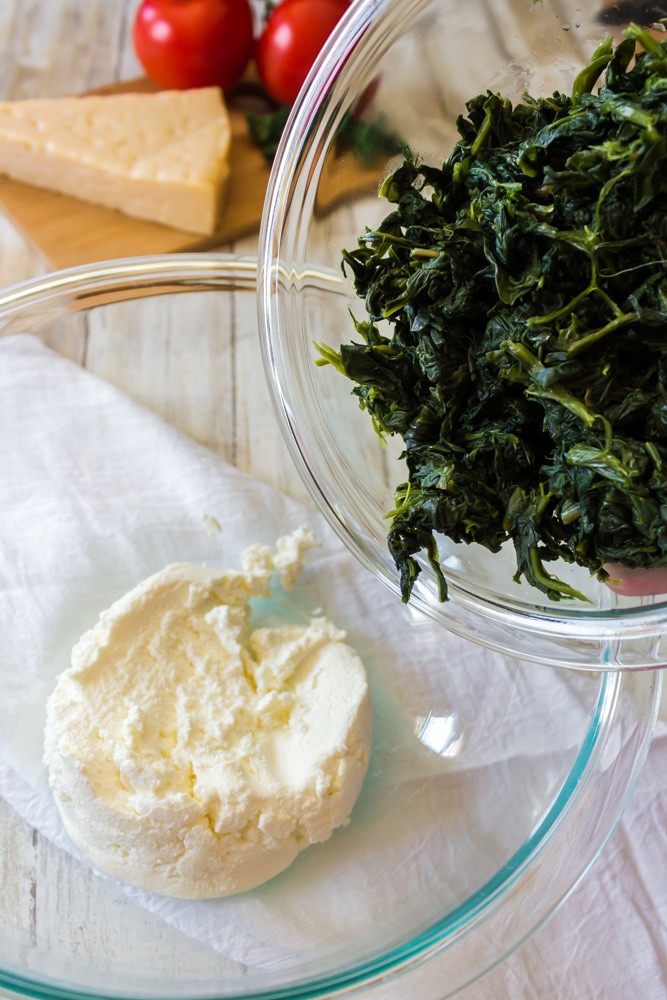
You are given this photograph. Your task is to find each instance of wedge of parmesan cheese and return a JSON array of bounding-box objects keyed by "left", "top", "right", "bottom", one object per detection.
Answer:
[{"left": 0, "top": 87, "right": 231, "bottom": 234}]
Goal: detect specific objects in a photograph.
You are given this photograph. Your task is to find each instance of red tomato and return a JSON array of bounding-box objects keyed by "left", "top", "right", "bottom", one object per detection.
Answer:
[
  {"left": 256, "top": 0, "right": 351, "bottom": 106},
  {"left": 133, "top": 0, "right": 254, "bottom": 92}
]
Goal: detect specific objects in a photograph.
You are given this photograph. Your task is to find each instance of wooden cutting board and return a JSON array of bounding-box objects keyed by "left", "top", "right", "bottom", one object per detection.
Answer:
[{"left": 0, "top": 78, "right": 383, "bottom": 270}]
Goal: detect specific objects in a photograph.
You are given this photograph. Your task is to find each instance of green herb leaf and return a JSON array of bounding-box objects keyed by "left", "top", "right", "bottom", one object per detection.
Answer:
[
  {"left": 247, "top": 104, "right": 291, "bottom": 163},
  {"left": 336, "top": 112, "right": 404, "bottom": 166},
  {"left": 247, "top": 105, "right": 403, "bottom": 166}
]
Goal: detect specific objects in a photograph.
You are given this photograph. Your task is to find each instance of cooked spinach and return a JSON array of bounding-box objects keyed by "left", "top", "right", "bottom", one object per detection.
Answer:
[{"left": 319, "top": 25, "right": 667, "bottom": 603}]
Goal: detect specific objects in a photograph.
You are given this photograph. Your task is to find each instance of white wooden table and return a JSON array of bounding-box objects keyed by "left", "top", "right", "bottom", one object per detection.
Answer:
[{"left": 0, "top": 3, "right": 665, "bottom": 998}]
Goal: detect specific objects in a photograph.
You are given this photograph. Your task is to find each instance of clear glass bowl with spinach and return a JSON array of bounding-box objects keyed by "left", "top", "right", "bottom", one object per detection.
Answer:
[{"left": 260, "top": 0, "right": 667, "bottom": 669}]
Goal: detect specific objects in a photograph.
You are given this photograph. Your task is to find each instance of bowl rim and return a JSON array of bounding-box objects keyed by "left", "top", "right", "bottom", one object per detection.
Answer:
[{"left": 0, "top": 253, "right": 259, "bottom": 313}]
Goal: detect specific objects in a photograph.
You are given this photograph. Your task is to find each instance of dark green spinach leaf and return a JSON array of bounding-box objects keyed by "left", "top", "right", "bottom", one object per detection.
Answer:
[{"left": 321, "top": 25, "right": 667, "bottom": 602}]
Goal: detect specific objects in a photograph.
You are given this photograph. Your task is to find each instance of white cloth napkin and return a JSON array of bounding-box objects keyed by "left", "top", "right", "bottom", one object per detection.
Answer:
[
  {"left": 455, "top": 736, "right": 667, "bottom": 1000},
  {"left": 0, "top": 334, "right": 649, "bottom": 973}
]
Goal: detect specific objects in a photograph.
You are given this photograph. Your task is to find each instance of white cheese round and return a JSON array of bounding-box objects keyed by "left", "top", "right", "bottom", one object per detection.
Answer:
[{"left": 43, "top": 543, "right": 371, "bottom": 899}]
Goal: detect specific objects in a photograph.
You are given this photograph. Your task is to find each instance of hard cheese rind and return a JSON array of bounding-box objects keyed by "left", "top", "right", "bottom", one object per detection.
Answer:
[{"left": 0, "top": 88, "right": 231, "bottom": 234}]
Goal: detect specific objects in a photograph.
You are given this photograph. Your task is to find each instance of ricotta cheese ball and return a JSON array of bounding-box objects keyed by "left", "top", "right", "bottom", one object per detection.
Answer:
[{"left": 43, "top": 533, "right": 372, "bottom": 898}]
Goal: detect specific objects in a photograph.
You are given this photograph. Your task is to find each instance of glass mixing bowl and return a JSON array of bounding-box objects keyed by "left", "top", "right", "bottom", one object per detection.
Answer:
[
  {"left": 0, "top": 256, "right": 660, "bottom": 1000},
  {"left": 259, "top": 0, "right": 667, "bottom": 669}
]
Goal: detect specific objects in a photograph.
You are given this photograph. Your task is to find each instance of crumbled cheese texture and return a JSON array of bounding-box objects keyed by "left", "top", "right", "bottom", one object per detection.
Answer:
[
  {"left": 0, "top": 88, "right": 231, "bottom": 234},
  {"left": 201, "top": 512, "right": 222, "bottom": 536},
  {"left": 43, "top": 531, "right": 372, "bottom": 899}
]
